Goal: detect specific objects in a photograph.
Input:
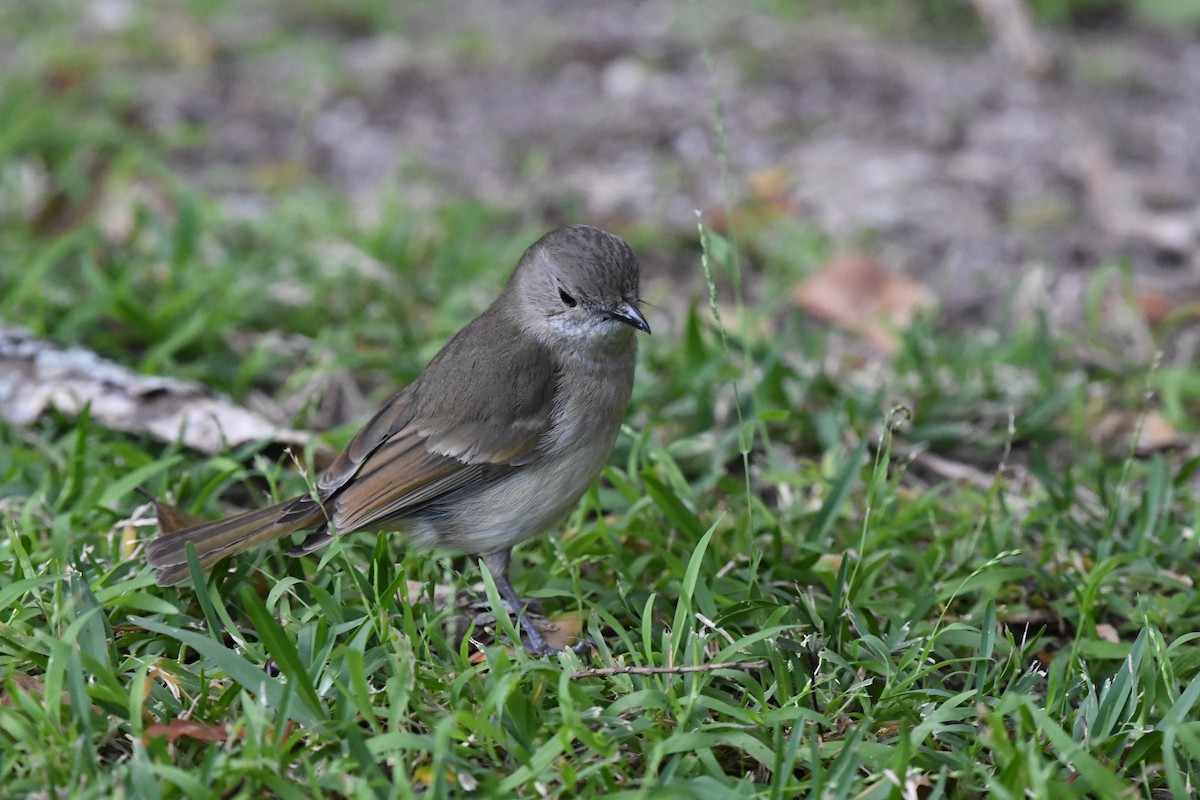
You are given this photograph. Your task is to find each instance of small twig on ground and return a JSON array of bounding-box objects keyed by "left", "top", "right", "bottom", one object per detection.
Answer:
[
  {"left": 968, "top": 0, "right": 1056, "bottom": 79},
  {"left": 571, "top": 660, "right": 770, "bottom": 679}
]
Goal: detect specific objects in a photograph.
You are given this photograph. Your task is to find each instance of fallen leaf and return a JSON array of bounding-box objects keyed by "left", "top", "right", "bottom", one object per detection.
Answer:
[
  {"left": 792, "top": 254, "right": 937, "bottom": 352},
  {"left": 1125, "top": 288, "right": 1200, "bottom": 330},
  {"left": 1093, "top": 409, "right": 1187, "bottom": 454},
  {"left": 1, "top": 674, "right": 65, "bottom": 707},
  {"left": 144, "top": 719, "right": 229, "bottom": 744},
  {"left": 0, "top": 324, "right": 333, "bottom": 466},
  {"left": 1131, "top": 289, "right": 1176, "bottom": 328},
  {"left": 874, "top": 720, "right": 901, "bottom": 738},
  {"left": 535, "top": 613, "right": 585, "bottom": 652},
  {"left": 461, "top": 611, "right": 587, "bottom": 656}
]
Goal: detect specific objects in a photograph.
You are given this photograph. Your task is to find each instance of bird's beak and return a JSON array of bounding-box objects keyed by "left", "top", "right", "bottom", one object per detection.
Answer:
[{"left": 612, "top": 300, "right": 651, "bottom": 334}]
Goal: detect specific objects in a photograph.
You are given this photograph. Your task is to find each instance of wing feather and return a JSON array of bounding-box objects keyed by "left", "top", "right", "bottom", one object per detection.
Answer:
[{"left": 308, "top": 308, "right": 558, "bottom": 534}]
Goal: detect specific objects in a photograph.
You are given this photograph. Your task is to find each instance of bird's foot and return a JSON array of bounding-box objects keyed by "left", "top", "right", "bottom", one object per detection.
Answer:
[{"left": 480, "top": 550, "right": 588, "bottom": 655}]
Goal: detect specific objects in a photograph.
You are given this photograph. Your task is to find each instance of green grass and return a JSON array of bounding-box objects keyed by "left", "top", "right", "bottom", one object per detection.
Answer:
[{"left": 3, "top": 3, "right": 1200, "bottom": 798}]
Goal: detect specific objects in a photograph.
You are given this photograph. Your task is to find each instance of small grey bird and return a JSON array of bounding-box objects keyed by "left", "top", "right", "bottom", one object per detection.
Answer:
[{"left": 146, "top": 225, "right": 649, "bottom": 654}]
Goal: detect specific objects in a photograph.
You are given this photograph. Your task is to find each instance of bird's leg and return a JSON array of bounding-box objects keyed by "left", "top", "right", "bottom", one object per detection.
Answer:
[
  {"left": 482, "top": 549, "right": 553, "bottom": 654},
  {"left": 482, "top": 549, "right": 546, "bottom": 615}
]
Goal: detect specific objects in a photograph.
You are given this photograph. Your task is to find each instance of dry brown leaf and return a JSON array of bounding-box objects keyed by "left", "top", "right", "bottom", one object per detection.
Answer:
[
  {"left": 1128, "top": 289, "right": 1200, "bottom": 329},
  {"left": 1093, "top": 409, "right": 1187, "bottom": 455},
  {"left": 1131, "top": 289, "right": 1177, "bottom": 328},
  {"left": 535, "top": 613, "right": 585, "bottom": 652},
  {"left": 792, "top": 254, "right": 937, "bottom": 353},
  {"left": 0, "top": 324, "right": 333, "bottom": 466},
  {"left": 874, "top": 720, "right": 902, "bottom": 738},
  {"left": 463, "top": 611, "right": 587, "bottom": 657},
  {"left": 1, "top": 674, "right": 63, "bottom": 707},
  {"left": 2, "top": 674, "right": 101, "bottom": 715},
  {"left": 144, "top": 719, "right": 229, "bottom": 744}
]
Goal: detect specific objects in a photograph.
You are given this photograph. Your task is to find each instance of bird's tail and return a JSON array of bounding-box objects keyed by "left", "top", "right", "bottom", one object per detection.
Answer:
[{"left": 145, "top": 496, "right": 325, "bottom": 586}]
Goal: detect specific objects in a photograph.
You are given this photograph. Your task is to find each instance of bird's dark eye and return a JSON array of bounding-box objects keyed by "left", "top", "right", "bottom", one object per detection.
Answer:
[{"left": 558, "top": 288, "right": 578, "bottom": 308}]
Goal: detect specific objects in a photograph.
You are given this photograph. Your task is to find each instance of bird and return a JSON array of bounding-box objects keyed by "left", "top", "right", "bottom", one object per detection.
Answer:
[{"left": 145, "top": 225, "right": 650, "bottom": 654}]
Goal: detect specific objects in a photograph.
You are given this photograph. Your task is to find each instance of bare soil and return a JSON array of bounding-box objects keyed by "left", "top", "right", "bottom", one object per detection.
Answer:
[{"left": 75, "top": 1, "right": 1200, "bottom": 333}]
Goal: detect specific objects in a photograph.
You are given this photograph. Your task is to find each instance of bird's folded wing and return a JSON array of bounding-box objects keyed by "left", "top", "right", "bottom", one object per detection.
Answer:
[
  {"left": 310, "top": 328, "right": 558, "bottom": 533},
  {"left": 315, "top": 387, "right": 419, "bottom": 498},
  {"left": 327, "top": 428, "right": 492, "bottom": 531}
]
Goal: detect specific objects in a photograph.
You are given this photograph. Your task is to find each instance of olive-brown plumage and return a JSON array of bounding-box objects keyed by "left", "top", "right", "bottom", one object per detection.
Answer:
[{"left": 145, "top": 225, "right": 649, "bottom": 654}]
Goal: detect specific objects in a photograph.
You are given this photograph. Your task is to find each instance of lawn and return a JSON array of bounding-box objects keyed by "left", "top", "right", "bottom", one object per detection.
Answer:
[{"left": 2, "top": 2, "right": 1199, "bottom": 798}]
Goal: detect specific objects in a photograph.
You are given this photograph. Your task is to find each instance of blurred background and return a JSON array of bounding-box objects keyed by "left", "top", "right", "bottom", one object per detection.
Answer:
[{"left": 2, "top": 0, "right": 1200, "bottom": 411}]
